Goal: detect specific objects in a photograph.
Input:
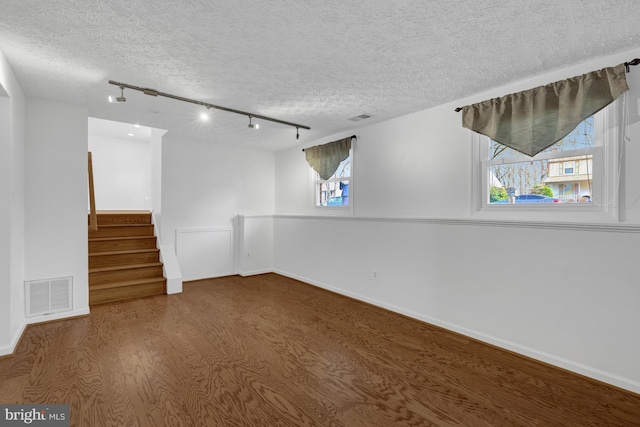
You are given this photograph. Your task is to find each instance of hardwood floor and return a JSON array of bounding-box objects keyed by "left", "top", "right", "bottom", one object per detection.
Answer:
[{"left": 1, "top": 273, "right": 639, "bottom": 426}]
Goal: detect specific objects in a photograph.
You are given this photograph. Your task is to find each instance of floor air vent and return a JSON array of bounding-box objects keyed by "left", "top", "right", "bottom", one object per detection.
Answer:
[{"left": 25, "top": 276, "right": 73, "bottom": 318}]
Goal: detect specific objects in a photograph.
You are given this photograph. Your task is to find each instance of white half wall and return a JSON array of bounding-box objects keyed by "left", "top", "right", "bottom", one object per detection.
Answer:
[
  {"left": 25, "top": 98, "right": 90, "bottom": 320},
  {"left": 176, "top": 227, "right": 234, "bottom": 281},
  {"left": 273, "top": 216, "right": 640, "bottom": 393},
  {"left": 237, "top": 215, "right": 274, "bottom": 276}
]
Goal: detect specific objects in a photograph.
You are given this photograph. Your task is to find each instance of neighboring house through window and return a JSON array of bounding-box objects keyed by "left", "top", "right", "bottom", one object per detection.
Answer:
[{"left": 545, "top": 157, "right": 592, "bottom": 203}]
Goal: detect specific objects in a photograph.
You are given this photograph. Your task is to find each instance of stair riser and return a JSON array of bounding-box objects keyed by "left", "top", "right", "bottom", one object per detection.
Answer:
[
  {"left": 90, "top": 281, "right": 166, "bottom": 305},
  {"left": 89, "top": 225, "right": 155, "bottom": 239},
  {"left": 90, "top": 266, "right": 164, "bottom": 285},
  {"left": 89, "top": 237, "right": 157, "bottom": 253},
  {"left": 89, "top": 251, "right": 160, "bottom": 269},
  {"left": 89, "top": 213, "right": 152, "bottom": 226}
]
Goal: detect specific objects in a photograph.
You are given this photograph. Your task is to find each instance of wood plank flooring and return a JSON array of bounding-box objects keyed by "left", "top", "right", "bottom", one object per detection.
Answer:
[{"left": 1, "top": 273, "right": 639, "bottom": 426}]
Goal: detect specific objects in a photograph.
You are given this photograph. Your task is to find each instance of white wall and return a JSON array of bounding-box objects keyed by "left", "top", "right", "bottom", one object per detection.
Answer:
[
  {"left": 151, "top": 128, "right": 164, "bottom": 236},
  {"left": 25, "top": 98, "right": 89, "bottom": 320},
  {"left": 161, "top": 136, "right": 275, "bottom": 278},
  {"left": 88, "top": 134, "right": 152, "bottom": 210},
  {"left": 270, "top": 48, "right": 640, "bottom": 393},
  {"left": 0, "top": 50, "right": 26, "bottom": 356},
  {"left": 0, "top": 89, "right": 11, "bottom": 350}
]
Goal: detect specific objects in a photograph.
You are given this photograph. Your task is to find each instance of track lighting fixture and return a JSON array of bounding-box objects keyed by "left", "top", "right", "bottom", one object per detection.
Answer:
[
  {"left": 108, "top": 85, "right": 126, "bottom": 103},
  {"left": 248, "top": 116, "right": 259, "bottom": 129},
  {"left": 108, "top": 80, "right": 310, "bottom": 140}
]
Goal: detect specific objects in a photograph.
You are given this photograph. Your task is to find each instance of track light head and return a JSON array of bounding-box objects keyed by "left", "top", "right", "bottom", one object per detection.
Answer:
[
  {"left": 200, "top": 106, "right": 212, "bottom": 121},
  {"left": 108, "top": 86, "right": 126, "bottom": 103},
  {"left": 248, "top": 116, "right": 259, "bottom": 129},
  {"left": 108, "top": 95, "right": 126, "bottom": 103}
]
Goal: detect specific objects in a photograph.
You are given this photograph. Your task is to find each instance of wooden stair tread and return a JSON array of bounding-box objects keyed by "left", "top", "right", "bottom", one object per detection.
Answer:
[
  {"left": 90, "top": 224, "right": 152, "bottom": 228},
  {"left": 95, "top": 210, "right": 151, "bottom": 214},
  {"left": 89, "top": 235, "right": 156, "bottom": 242},
  {"left": 89, "top": 248, "right": 160, "bottom": 257},
  {"left": 90, "top": 277, "right": 166, "bottom": 291},
  {"left": 89, "top": 211, "right": 152, "bottom": 226},
  {"left": 90, "top": 262, "right": 163, "bottom": 274}
]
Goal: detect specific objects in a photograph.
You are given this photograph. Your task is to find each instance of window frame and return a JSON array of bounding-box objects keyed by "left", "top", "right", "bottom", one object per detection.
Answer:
[{"left": 470, "top": 97, "right": 623, "bottom": 222}]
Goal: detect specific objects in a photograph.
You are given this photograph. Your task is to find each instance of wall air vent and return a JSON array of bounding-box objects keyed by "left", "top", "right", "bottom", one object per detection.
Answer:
[
  {"left": 25, "top": 276, "right": 73, "bottom": 318},
  {"left": 348, "top": 114, "right": 372, "bottom": 122}
]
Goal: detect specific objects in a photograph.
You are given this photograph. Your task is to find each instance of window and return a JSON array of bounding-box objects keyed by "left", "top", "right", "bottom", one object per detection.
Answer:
[
  {"left": 472, "top": 98, "right": 623, "bottom": 219},
  {"left": 563, "top": 161, "right": 575, "bottom": 175},
  {"left": 314, "top": 152, "right": 351, "bottom": 208},
  {"left": 305, "top": 136, "right": 354, "bottom": 212},
  {"left": 486, "top": 117, "right": 594, "bottom": 204}
]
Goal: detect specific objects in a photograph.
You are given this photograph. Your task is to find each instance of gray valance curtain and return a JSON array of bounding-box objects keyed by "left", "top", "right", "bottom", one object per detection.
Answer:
[
  {"left": 305, "top": 137, "right": 353, "bottom": 180},
  {"left": 461, "top": 63, "right": 629, "bottom": 157}
]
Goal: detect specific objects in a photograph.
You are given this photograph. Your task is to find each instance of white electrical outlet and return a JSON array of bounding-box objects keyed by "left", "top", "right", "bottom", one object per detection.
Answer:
[
  {"left": 245, "top": 250, "right": 251, "bottom": 258},
  {"left": 372, "top": 269, "right": 378, "bottom": 279}
]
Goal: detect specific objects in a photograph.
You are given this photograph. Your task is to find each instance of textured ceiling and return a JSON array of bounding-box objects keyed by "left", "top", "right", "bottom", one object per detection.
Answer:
[{"left": 2, "top": 0, "right": 640, "bottom": 150}]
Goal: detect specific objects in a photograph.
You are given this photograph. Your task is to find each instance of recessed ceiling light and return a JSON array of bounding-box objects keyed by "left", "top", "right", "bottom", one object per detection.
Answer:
[
  {"left": 133, "top": 124, "right": 141, "bottom": 128},
  {"left": 128, "top": 133, "right": 134, "bottom": 136}
]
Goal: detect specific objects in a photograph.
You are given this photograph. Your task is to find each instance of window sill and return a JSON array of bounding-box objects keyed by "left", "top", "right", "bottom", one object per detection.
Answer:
[
  {"left": 312, "top": 205, "right": 353, "bottom": 216},
  {"left": 472, "top": 203, "right": 620, "bottom": 224}
]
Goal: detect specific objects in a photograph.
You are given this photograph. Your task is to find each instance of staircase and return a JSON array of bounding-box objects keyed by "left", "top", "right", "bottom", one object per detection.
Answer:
[{"left": 89, "top": 211, "right": 166, "bottom": 305}]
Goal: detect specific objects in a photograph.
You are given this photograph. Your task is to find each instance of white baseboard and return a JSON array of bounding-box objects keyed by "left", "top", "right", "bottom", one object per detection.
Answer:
[
  {"left": 0, "top": 322, "right": 27, "bottom": 357},
  {"left": 0, "top": 308, "right": 91, "bottom": 357},
  {"left": 26, "top": 308, "right": 90, "bottom": 326},
  {"left": 239, "top": 269, "right": 273, "bottom": 277},
  {"left": 273, "top": 269, "right": 640, "bottom": 395}
]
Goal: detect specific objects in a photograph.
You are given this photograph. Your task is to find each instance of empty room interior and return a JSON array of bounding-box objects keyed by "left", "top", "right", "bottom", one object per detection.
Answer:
[{"left": 2, "top": 1, "right": 640, "bottom": 425}]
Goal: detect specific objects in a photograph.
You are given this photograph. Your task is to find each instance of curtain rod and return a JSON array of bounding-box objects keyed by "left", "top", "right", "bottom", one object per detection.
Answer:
[
  {"left": 302, "top": 135, "right": 357, "bottom": 152},
  {"left": 453, "top": 58, "right": 640, "bottom": 112},
  {"left": 108, "top": 80, "right": 311, "bottom": 130}
]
